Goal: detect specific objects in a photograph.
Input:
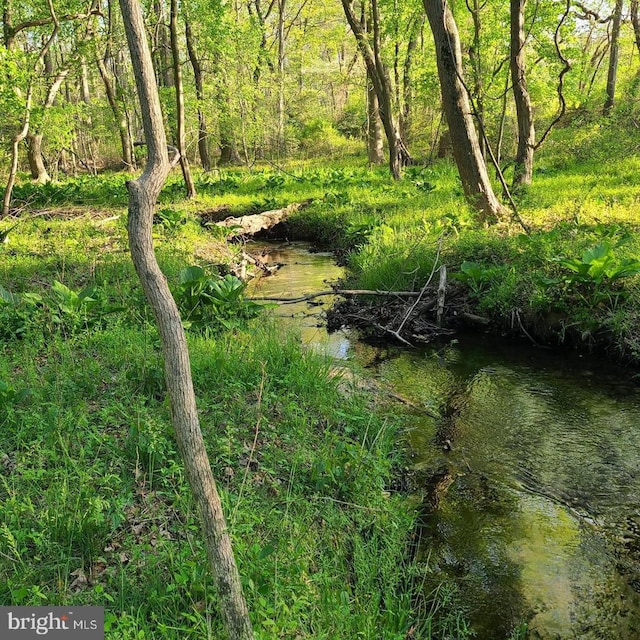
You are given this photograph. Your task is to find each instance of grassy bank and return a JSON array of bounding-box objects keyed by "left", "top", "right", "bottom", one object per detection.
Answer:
[{"left": 0, "top": 213, "right": 430, "bottom": 638}]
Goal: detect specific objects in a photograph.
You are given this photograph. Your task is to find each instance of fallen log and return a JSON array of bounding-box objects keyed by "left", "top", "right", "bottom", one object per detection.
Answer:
[{"left": 215, "top": 199, "right": 313, "bottom": 238}]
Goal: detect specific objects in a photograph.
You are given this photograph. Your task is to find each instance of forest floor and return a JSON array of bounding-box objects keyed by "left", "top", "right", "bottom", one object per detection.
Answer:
[{"left": 2, "top": 136, "right": 640, "bottom": 638}]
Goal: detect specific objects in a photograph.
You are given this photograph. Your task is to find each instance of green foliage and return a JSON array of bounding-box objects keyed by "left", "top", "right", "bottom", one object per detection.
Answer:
[
  {"left": 553, "top": 242, "right": 640, "bottom": 286},
  {"left": 0, "top": 285, "right": 44, "bottom": 340},
  {"left": 50, "top": 281, "right": 123, "bottom": 334},
  {"left": 451, "top": 261, "right": 498, "bottom": 296},
  {"left": 0, "top": 321, "right": 421, "bottom": 639},
  {"left": 0, "top": 281, "right": 122, "bottom": 340},
  {"left": 175, "top": 266, "right": 263, "bottom": 333},
  {"left": 153, "top": 207, "right": 187, "bottom": 232}
]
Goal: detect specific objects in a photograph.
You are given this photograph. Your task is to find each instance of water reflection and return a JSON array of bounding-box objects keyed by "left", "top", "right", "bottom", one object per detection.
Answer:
[
  {"left": 249, "top": 242, "right": 640, "bottom": 637},
  {"left": 247, "top": 241, "right": 351, "bottom": 358},
  {"left": 380, "top": 336, "right": 640, "bottom": 639}
]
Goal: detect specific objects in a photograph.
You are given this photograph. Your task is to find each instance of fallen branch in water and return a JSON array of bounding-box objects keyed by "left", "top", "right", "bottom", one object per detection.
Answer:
[{"left": 250, "top": 289, "right": 426, "bottom": 304}]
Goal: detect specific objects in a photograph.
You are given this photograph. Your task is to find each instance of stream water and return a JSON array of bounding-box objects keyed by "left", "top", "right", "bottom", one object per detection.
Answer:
[{"left": 249, "top": 241, "right": 640, "bottom": 639}]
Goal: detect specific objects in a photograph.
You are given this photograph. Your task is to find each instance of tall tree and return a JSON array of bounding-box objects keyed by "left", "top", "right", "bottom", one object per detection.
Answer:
[
  {"left": 341, "top": 0, "right": 412, "bottom": 179},
  {"left": 94, "top": 0, "right": 135, "bottom": 170},
  {"left": 169, "top": 0, "right": 196, "bottom": 196},
  {"left": 2, "top": 0, "right": 59, "bottom": 216},
  {"left": 604, "top": 0, "right": 623, "bottom": 115},
  {"left": 26, "top": 63, "right": 69, "bottom": 183},
  {"left": 510, "top": 0, "right": 534, "bottom": 188},
  {"left": 116, "top": 0, "right": 253, "bottom": 637},
  {"left": 185, "top": 15, "right": 211, "bottom": 170},
  {"left": 424, "top": 0, "right": 506, "bottom": 222}
]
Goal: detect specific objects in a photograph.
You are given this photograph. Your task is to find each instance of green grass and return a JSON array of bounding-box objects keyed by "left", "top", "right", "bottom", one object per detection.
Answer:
[
  {"left": 0, "top": 322, "right": 423, "bottom": 638},
  {"left": 0, "top": 206, "right": 430, "bottom": 638}
]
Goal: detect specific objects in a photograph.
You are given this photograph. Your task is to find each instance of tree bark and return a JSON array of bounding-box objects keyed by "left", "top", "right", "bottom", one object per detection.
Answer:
[
  {"left": 510, "top": 0, "right": 535, "bottom": 188},
  {"left": 467, "top": 0, "right": 485, "bottom": 158},
  {"left": 152, "top": 0, "right": 173, "bottom": 87},
  {"left": 400, "top": 17, "right": 421, "bottom": 142},
  {"left": 26, "top": 65, "right": 69, "bottom": 183},
  {"left": 632, "top": 0, "right": 640, "bottom": 54},
  {"left": 117, "top": 0, "right": 253, "bottom": 638},
  {"left": 341, "top": 0, "right": 411, "bottom": 179},
  {"left": 97, "top": 56, "right": 135, "bottom": 170},
  {"left": 169, "top": 0, "right": 196, "bottom": 197},
  {"left": 185, "top": 17, "right": 211, "bottom": 171},
  {"left": 27, "top": 133, "right": 50, "bottom": 184},
  {"left": 603, "top": 0, "right": 623, "bottom": 115},
  {"left": 366, "top": 74, "right": 385, "bottom": 164},
  {"left": 276, "top": 0, "right": 286, "bottom": 154},
  {"left": 424, "top": 0, "right": 506, "bottom": 223}
]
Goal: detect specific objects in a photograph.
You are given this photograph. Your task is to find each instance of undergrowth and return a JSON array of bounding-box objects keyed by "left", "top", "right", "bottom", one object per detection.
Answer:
[{"left": 0, "top": 206, "right": 431, "bottom": 638}]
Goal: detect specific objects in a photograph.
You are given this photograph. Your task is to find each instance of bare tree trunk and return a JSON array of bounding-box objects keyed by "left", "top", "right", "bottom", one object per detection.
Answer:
[
  {"left": 341, "top": 0, "right": 411, "bottom": 179},
  {"left": 97, "top": 56, "right": 135, "bottom": 170},
  {"left": 185, "top": 17, "right": 211, "bottom": 171},
  {"left": 27, "top": 65, "right": 69, "bottom": 183},
  {"left": 80, "top": 56, "right": 91, "bottom": 103},
  {"left": 510, "top": 0, "right": 535, "bottom": 188},
  {"left": 276, "top": 0, "right": 286, "bottom": 154},
  {"left": 400, "top": 16, "right": 421, "bottom": 142},
  {"left": 219, "top": 120, "right": 242, "bottom": 165},
  {"left": 27, "top": 133, "right": 50, "bottom": 183},
  {"left": 424, "top": 0, "right": 506, "bottom": 223},
  {"left": 169, "top": 0, "right": 196, "bottom": 197},
  {"left": 117, "top": 0, "right": 253, "bottom": 638},
  {"left": 467, "top": 0, "right": 485, "bottom": 158},
  {"left": 152, "top": 0, "right": 173, "bottom": 87},
  {"left": 604, "top": 0, "right": 623, "bottom": 115},
  {"left": 632, "top": 0, "right": 640, "bottom": 53},
  {"left": 367, "top": 73, "right": 385, "bottom": 164}
]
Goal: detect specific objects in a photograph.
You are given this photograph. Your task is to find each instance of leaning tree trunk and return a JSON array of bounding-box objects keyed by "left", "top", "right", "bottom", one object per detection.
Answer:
[
  {"left": 510, "top": 0, "right": 535, "bottom": 188},
  {"left": 424, "top": 0, "right": 506, "bottom": 223},
  {"left": 341, "top": 0, "right": 411, "bottom": 179},
  {"left": 27, "top": 65, "right": 70, "bottom": 183},
  {"left": 604, "top": 0, "right": 623, "bottom": 115},
  {"left": 27, "top": 133, "right": 50, "bottom": 184},
  {"left": 185, "top": 17, "right": 211, "bottom": 171},
  {"left": 117, "top": 0, "right": 253, "bottom": 638},
  {"left": 97, "top": 56, "right": 135, "bottom": 170},
  {"left": 169, "top": 0, "right": 196, "bottom": 197}
]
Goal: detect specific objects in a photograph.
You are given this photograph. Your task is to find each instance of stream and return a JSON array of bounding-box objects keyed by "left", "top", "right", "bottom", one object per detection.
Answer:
[{"left": 248, "top": 241, "right": 640, "bottom": 639}]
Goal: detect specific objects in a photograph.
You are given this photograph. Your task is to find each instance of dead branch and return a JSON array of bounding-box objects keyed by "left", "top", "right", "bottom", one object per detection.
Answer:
[{"left": 250, "top": 289, "right": 430, "bottom": 303}]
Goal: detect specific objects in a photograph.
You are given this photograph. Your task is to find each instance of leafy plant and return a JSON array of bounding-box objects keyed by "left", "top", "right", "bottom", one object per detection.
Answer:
[
  {"left": 452, "top": 261, "right": 498, "bottom": 296},
  {"left": 0, "top": 284, "right": 43, "bottom": 340},
  {"left": 153, "top": 207, "right": 186, "bottom": 232},
  {"left": 175, "top": 266, "right": 263, "bottom": 333},
  {"left": 553, "top": 242, "right": 640, "bottom": 285},
  {"left": 550, "top": 242, "right": 640, "bottom": 308},
  {"left": 50, "top": 281, "right": 123, "bottom": 334}
]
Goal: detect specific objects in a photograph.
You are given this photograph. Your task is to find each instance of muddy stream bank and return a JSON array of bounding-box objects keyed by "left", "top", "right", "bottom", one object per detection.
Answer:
[{"left": 247, "top": 240, "right": 640, "bottom": 639}]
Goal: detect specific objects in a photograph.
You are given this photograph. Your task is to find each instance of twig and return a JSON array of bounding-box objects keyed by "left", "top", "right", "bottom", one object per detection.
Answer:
[
  {"left": 231, "top": 363, "right": 266, "bottom": 524},
  {"left": 395, "top": 236, "right": 444, "bottom": 336},
  {"left": 436, "top": 264, "right": 447, "bottom": 327}
]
